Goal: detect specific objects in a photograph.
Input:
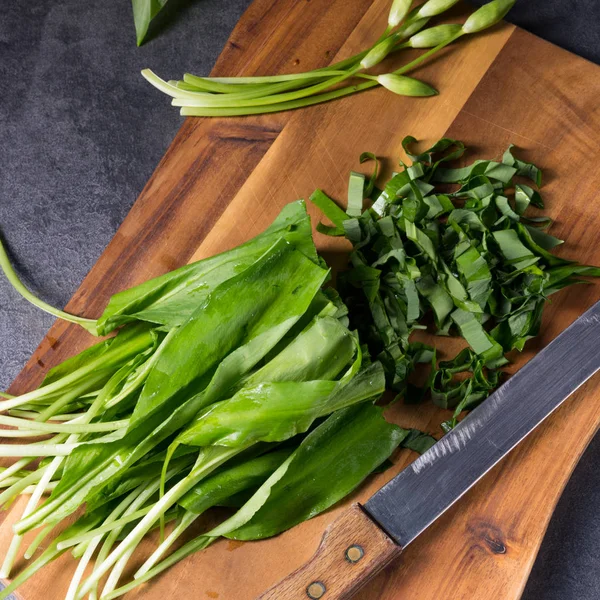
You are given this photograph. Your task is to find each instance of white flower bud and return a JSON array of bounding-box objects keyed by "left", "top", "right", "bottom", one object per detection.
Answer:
[
  {"left": 417, "top": 0, "right": 460, "bottom": 18},
  {"left": 409, "top": 24, "right": 463, "bottom": 48},
  {"left": 360, "top": 37, "right": 397, "bottom": 70},
  {"left": 462, "top": 0, "right": 516, "bottom": 34},
  {"left": 396, "top": 17, "right": 431, "bottom": 41},
  {"left": 388, "top": 0, "right": 413, "bottom": 28},
  {"left": 377, "top": 73, "right": 438, "bottom": 96}
]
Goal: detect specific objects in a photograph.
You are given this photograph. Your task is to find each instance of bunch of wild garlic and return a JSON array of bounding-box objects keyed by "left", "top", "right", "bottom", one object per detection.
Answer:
[{"left": 143, "top": 0, "right": 516, "bottom": 117}]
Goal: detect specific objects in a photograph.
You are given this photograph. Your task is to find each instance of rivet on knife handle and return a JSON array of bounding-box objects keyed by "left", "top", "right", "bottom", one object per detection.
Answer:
[{"left": 256, "top": 504, "right": 402, "bottom": 600}]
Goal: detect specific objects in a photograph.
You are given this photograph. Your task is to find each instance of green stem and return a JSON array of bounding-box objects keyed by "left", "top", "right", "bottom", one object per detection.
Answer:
[
  {"left": 0, "top": 542, "right": 66, "bottom": 600},
  {"left": 199, "top": 49, "right": 371, "bottom": 86},
  {"left": 180, "top": 75, "right": 275, "bottom": 93},
  {"left": 13, "top": 351, "right": 155, "bottom": 534},
  {"left": 180, "top": 80, "right": 377, "bottom": 116},
  {"left": 34, "top": 383, "right": 94, "bottom": 423},
  {"left": 393, "top": 31, "right": 465, "bottom": 76},
  {"left": 22, "top": 481, "right": 57, "bottom": 494},
  {"left": 135, "top": 509, "right": 198, "bottom": 578},
  {"left": 0, "top": 415, "right": 128, "bottom": 434},
  {"left": 76, "top": 447, "right": 242, "bottom": 599},
  {"left": 0, "top": 435, "right": 68, "bottom": 506},
  {"left": 192, "top": 71, "right": 354, "bottom": 104},
  {"left": 9, "top": 409, "right": 85, "bottom": 420},
  {"left": 65, "top": 487, "right": 149, "bottom": 600},
  {"left": 72, "top": 486, "right": 145, "bottom": 560},
  {"left": 0, "top": 237, "right": 99, "bottom": 336},
  {"left": 23, "top": 524, "right": 54, "bottom": 559},
  {"left": 100, "top": 545, "right": 136, "bottom": 597},
  {"left": 66, "top": 539, "right": 96, "bottom": 600},
  {"left": 185, "top": 69, "right": 350, "bottom": 87},
  {"left": 0, "top": 457, "right": 37, "bottom": 486},
  {"left": 0, "top": 449, "right": 59, "bottom": 577},
  {"left": 0, "top": 513, "right": 103, "bottom": 600},
  {"left": 172, "top": 68, "right": 360, "bottom": 108},
  {"left": 0, "top": 442, "right": 77, "bottom": 457},
  {"left": 0, "top": 326, "right": 154, "bottom": 413},
  {"left": 180, "top": 33, "right": 464, "bottom": 118},
  {"left": 58, "top": 506, "right": 153, "bottom": 550},
  {"left": 102, "top": 536, "right": 214, "bottom": 600}
]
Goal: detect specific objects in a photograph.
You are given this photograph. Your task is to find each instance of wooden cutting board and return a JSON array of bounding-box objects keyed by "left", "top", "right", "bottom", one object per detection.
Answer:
[{"left": 2, "top": 0, "right": 600, "bottom": 598}]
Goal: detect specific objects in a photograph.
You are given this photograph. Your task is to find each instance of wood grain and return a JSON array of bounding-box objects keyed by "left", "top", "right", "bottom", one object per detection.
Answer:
[
  {"left": 257, "top": 504, "right": 401, "bottom": 600},
  {"left": 2, "top": 1, "right": 600, "bottom": 599}
]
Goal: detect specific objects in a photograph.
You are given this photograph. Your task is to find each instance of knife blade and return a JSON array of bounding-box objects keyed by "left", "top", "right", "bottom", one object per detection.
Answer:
[{"left": 258, "top": 299, "right": 600, "bottom": 600}]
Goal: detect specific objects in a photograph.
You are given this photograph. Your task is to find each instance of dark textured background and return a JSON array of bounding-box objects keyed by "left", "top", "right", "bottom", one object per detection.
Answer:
[{"left": 1, "top": 1, "right": 599, "bottom": 598}]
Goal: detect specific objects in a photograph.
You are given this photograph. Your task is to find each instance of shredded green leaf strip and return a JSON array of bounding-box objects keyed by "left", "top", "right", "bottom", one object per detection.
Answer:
[{"left": 347, "top": 171, "right": 366, "bottom": 218}]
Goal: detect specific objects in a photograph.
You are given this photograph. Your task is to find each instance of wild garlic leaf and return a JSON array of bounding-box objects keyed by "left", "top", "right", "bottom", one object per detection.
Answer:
[
  {"left": 225, "top": 403, "right": 404, "bottom": 540},
  {"left": 129, "top": 239, "right": 328, "bottom": 431},
  {"left": 132, "top": 0, "right": 169, "bottom": 46},
  {"left": 96, "top": 201, "right": 316, "bottom": 334},
  {"left": 175, "top": 363, "right": 384, "bottom": 448},
  {"left": 46, "top": 314, "right": 358, "bottom": 525},
  {"left": 179, "top": 449, "right": 292, "bottom": 514}
]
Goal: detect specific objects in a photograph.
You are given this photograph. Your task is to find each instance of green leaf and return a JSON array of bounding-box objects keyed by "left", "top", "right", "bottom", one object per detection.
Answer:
[
  {"left": 495, "top": 195, "right": 520, "bottom": 222},
  {"left": 347, "top": 171, "right": 366, "bottom": 217},
  {"left": 96, "top": 201, "right": 316, "bottom": 334},
  {"left": 132, "top": 0, "right": 169, "bottom": 46},
  {"left": 401, "top": 136, "right": 465, "bottom": 166},
  {"left": 502, "top": 144, "right": 542, "bottom": 186},
  {"left": 431, "top": 348, "right": 500, "bottom": 414},
  {"left": 401, "top": 180, "right": 429, "bottom": 223},
  {"left": 515, "top": 183, "right": 543, "bottom": 212},
  {"left": 516, "top": 223, "right": 569, "bottom": 266},
  {"left": 248, "top": 315, "right": 356, "bottom": 384},
  {"left": 424, "top": 194, "right": 453, "bottom": 218},
  {"left": 546, "top": 264, "right": 600, "bottom": 290},
  {"left": 175, "top": 363, "right": 385, "bottom": 448},
  {"left": 492, "top": 229, "right": 539, "bottom": 271},
  {"left": 360, "top": 152, "right": 379, "bottom": 197},
  {"left": 451, "top": 309, "right": 507, "bottom": 367},
  {"left": 129, "top": 239, "right": 328, "bottom": 430},
  {"left": 405, "top": 220, "right": 436, "bottom": 260},
  {"left": 455, "top": 245, "right": 492, "bottom": 309},
  {"left": 179, "top": 449, "right": 292, "bottom": 514},
  {"left": 375, "top": 171, "right": 412, "bottom": 211},
  {"left": 20, "top": 243, "right": 328, "bottom": 532},
  {"left": 400, "top": 429, "right": 437, "bottom": 453},
  {"left": 48, "top": 312, "right": 356, "bottom": 524},
  {"left": 416, "top": 275, "right": 454, "bottom": 329},
  {"left": 224, "top": 403, "right": 404, "bottom": 540}
]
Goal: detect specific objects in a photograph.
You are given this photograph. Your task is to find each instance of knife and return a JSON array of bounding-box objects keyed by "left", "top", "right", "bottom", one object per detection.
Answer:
[{"left": 257, "top": 299, "right": 600, "bottom": 600}]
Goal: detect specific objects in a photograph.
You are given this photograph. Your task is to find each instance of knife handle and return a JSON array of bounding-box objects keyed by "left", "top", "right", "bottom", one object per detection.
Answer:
[{"left": 257, "top": 503, "right": 402, "bottom": 600}]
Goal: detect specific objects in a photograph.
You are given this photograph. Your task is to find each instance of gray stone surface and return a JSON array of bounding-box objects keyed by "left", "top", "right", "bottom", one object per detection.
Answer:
[{"left": 0, "top": 1, "right": 599, "bottom": 598}]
